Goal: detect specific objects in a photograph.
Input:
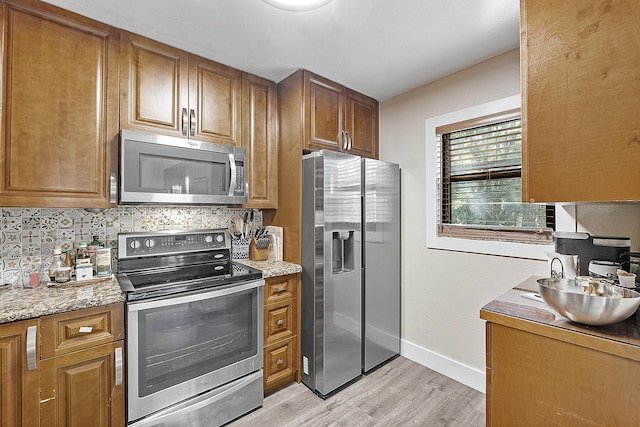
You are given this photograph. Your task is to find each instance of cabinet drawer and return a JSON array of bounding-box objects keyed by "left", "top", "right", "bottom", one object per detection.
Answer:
[
  {"left": 264, "top": 299, "right": 297, "bottom": 345},
  {"left": 40, "top": 303, "right": 124, "bottom": 359},
  {"left": 264, "top": 338, "right": 297, "bottom": 394},
  {"left": 264, "top": 274, "right": 298, "bottom": 304}
]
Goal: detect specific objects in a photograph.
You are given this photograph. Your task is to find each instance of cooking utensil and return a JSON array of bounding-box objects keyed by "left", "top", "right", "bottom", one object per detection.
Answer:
[{"left": 537, "top": 278, "right": 640, "bottom": 326}]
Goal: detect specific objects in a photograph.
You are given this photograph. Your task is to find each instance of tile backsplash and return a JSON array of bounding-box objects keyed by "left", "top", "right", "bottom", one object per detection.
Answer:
[{"left": 0, "top": 206, "right": 260, "bottom": 286}]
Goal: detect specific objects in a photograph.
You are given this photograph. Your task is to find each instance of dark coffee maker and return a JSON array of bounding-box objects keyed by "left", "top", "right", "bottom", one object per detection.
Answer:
[{"left": 554, "top": 232, "right": 630, "bottom": 277}]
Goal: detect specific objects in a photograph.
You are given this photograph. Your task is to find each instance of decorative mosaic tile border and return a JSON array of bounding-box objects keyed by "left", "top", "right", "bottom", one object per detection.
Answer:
[{"left": 0, "top": 206, "right": 262, "bottom": 286}]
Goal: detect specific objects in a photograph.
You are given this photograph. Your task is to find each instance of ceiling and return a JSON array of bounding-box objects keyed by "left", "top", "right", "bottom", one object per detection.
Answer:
[{"left": 43, "top": 0, "right": 520, "bottom": 101}]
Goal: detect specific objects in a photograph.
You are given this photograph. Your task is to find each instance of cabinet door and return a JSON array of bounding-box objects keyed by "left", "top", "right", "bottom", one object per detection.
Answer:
[
  {"left": 190, "top": 55, "right": 242, "bottom": 146},
  {"left": 120, "top": 31, "right": 190, "bottom": 138},
  {"left": 0, "top": 319, "right": 39, "bottom": 427},
  {"left": 0, "top": 0, "right": 119, "bottom": 208},
  {"left": 305, "top": 71, "right": 345, "bottom": 152},
  {"left": 346, "top": 90, "right": 379, "bottom": 159},
  {"left": 242, "top": 73, "right": 278, "bottom": 208},
  {"left": 40, "top": 341, "right": 125, "bottom": 427},
  {"left": 522, "top": 0, "right": 640, "bottom": 202}
]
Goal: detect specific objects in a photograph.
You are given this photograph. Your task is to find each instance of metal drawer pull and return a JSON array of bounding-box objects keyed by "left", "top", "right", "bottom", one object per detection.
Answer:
[
  {"left": 79, "top": 326, "right": 93, "bottom": 333},
  {"left": 276, "top": 286, "right": 285, "bottom": 292},
  {"left": 277, "top": 319, "right": 284, "bottom": 325},
  {"left": 115, "top": 347, "right": 123, "bottom": 386},
  {"left": 26, "top": 326, "right": 37, "bottom": 371},
  {"left": 276, "top": 359, "right": 284, "bottom": 365}
]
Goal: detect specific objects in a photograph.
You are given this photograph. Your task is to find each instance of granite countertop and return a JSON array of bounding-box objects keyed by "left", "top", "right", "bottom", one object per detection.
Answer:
[
  {"left": 0, "top": 276, "right": 125, "bottom": 324},
  {"left": 481, "top": 276, "right": 640, "bottom": 349},
  {"left": 0, "top": 260, "right": 302, "bottom": 325},
  {"left": 234, "top": 259, "right": 302, "bottom": 278}
]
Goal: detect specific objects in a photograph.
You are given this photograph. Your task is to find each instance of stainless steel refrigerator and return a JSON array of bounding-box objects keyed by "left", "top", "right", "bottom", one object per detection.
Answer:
[{"left": 301, "top": 150, "right": 400, "bottom": 397}]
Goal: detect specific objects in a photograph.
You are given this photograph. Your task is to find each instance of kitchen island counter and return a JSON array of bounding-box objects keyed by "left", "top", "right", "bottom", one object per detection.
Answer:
[
  {"left": 480, "top": 275, "right": 640, "bottom": 352},
  {"left": 234, "top": 259, "right": 302, "bottom": 278},
  {"left": 480, "top": 276, "right": 640, "bottom": 427},
  {"left": 0, "top": 276, "right": 125, "bottom": 324}
]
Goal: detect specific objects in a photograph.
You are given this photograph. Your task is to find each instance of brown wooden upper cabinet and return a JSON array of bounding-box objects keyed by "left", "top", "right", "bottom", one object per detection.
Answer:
[
  {"left": 521, "top": 0, "right": 640, "bottom": 202},
  {"left": 242, "top": 73, "right": 278, "bottom": 209},
  {"left": 120, "top": 31, "right": 242, "bottom": 147},
  {"left": 0, "top": 0, "right": 119, "bottom": 208},
  {"left": 294, "top": 70, "right": 379, "bottom": 159}
]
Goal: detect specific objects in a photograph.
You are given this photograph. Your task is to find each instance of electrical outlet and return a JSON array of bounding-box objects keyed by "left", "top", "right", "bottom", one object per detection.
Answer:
[{"left": 303, "top": 356, "right": 309, "bottom": 375}]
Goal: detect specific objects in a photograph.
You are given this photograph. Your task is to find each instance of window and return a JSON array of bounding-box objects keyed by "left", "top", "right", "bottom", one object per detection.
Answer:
[{"left": 436, "top": 109, "right": 553, "bottom": 244}]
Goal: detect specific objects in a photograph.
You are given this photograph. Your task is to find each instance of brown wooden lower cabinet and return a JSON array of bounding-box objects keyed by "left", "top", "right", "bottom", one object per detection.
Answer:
[
  {"left": 40, "top": 341, "right": 124, "bottom": 426},
  {"left": 263, "top": 273, "right": 300, "bottom": 394},
  {"left": 486, "top": 322, "right": 640, "bottom": 426},
  {"left": 0, "top": 318, "right": 39, "bottom": 427},
  {"left": 0, "top": 303, "right": 124, "bottom": 427},
  {"left": 39, "top": 303, "right": 125, "bottom": 427}
]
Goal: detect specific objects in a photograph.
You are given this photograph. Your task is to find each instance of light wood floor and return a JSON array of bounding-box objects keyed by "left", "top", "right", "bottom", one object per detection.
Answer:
[{"left": 228, "top": 357, "right": 486, "bottom": 426}]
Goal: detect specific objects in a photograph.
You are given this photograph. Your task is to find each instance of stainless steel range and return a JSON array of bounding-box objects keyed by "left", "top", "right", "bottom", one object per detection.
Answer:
[{"left": 117, "top": 229, "right": 264, "bottom": 427}]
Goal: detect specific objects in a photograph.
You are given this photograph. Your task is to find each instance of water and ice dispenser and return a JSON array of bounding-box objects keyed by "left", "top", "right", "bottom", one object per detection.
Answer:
[{"left": 332, "top": 231, "right": 354, "bottom": 274}]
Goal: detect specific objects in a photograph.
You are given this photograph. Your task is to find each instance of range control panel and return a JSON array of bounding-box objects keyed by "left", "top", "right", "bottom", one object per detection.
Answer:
[{"left": 118, "top": 229, "right": 229, "bottom": 259}]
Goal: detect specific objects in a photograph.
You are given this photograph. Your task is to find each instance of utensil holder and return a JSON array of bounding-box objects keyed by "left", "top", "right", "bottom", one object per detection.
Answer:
[
  {"left": 249, "top": 237, "right": 270, "bottom": 261},
  {"left": 232, "top": 238, "right": 251, "bottom": 259}
]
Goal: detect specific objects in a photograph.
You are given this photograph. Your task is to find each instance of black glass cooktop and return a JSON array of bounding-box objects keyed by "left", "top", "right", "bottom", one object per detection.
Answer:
[{"left": 117, "top": 260, "right": 262, "bottom": 302}]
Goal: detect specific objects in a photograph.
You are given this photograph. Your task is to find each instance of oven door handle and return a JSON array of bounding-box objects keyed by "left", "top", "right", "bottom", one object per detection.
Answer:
[{"left": 127, "top": 279, "right": 265, "bottom": 312}]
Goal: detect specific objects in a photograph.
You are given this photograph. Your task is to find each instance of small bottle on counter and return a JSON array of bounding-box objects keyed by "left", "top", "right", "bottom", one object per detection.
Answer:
[
  {"left": 88, "top": 235, "right": 103, "bottom": 274},
  {"left": 76, "top": 241, "right": 90, "bottom": 265},
  {"left": 48, "top": 246, "right": 63, "bottom": 281},
  {"left": 95, "top": 247, "right": 112, "bottom": 277},
  {"left": 63, "top": 249, "right": 75, "bottom": 278}
]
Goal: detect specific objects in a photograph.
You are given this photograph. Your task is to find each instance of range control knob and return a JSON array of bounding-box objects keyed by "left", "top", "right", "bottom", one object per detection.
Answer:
[
  {"left": 129, "top": 239, "right": 141, "bottom": 250},
  {"left": 204, "top": 235, "right": 214, "bottom": 244},
  {"left": 215, "top": 234, "right": 224, "bottom": 243},
  {"left": 144, "top": 238, "right": 156, "bottom": 248}
]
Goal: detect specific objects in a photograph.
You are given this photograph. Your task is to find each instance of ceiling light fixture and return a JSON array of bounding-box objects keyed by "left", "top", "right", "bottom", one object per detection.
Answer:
[{"left": 263, "top": 0, "right": 333, "bottom": 12}]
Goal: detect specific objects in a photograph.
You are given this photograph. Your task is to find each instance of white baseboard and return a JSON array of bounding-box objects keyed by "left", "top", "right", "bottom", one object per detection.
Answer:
[{"left": 401, "top": 339, "right": 486, "bottom": 394}]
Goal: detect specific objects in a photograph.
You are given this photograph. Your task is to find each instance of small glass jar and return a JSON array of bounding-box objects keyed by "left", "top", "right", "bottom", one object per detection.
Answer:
[
  {"left": 55, "top": 266, "right": 72, "bottom": 283},
  {"left": 21, "top": 269, "right": 40, "bottom": 289}
]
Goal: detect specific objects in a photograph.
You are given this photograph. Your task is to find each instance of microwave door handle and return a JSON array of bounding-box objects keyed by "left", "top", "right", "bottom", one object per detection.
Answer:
[
  {"left": 228, "top": 153, "right": 237, "bottom": 196},
  {"left": 181, "top": 108, "right": 188, "bottom": 136}
]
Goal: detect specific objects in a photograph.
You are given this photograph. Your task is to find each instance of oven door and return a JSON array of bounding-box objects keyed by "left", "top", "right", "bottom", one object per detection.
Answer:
[{"left": 126, "top": 279, "right": 264, "bottom": 423}]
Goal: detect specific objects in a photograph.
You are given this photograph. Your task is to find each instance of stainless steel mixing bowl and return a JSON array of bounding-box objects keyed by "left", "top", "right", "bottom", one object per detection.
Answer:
[{"left": 537, "top": 278, "right": 640, "bottom": 326}]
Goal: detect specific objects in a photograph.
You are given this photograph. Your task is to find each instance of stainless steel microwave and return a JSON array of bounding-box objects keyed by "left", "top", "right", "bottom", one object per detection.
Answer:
[{"left": 120, "top": 130, "right": 247, "bottom": 205}]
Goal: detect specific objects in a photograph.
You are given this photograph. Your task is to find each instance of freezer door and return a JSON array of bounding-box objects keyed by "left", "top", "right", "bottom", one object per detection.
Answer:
[
  {"left": 301, "top": 150, "right": 362, "bottom": 397},
  {"left": 362, "top": 158, "right": 401, "bottom": 372}
]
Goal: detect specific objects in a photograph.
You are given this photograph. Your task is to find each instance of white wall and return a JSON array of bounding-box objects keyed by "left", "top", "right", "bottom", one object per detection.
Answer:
[{"left": 378, "top": 49, "right": 640, "bottom": 392}]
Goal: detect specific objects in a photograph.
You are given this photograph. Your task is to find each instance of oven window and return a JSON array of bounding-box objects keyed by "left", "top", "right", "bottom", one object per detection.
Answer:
[{"left": 136, "top": 288, "right": 257, "bottom": 397}]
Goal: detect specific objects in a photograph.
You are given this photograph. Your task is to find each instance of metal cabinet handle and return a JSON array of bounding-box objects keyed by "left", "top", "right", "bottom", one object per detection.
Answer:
[
  {"left": 346, "top": 131, "right": 353, "bottom": 151},
  {"left": 276, "top": 359, "right": 284, "bottom": 365},
  {"left": 26, "top": 326, "right": 37, "bottom": 371},
  {"left": 277, "top": 319, "right": 284, "bottom": 325},
  {"left": 189, "top": 109, "right": 196, "bottom": 136},
  {"left": 109, "top": 171, "right": 117, "bottom": 204},
  {"left": 181, "top": 108, "right": 188, "bottom": 136},
  {"left": 341, "top": 130, "right": 346, "bottom": 151},
  {"left": 115, "top": 347, "right": 123, "bottom": 386},
  {"left": 276, "top": 286, "right": 286, "bottom": 292}
]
